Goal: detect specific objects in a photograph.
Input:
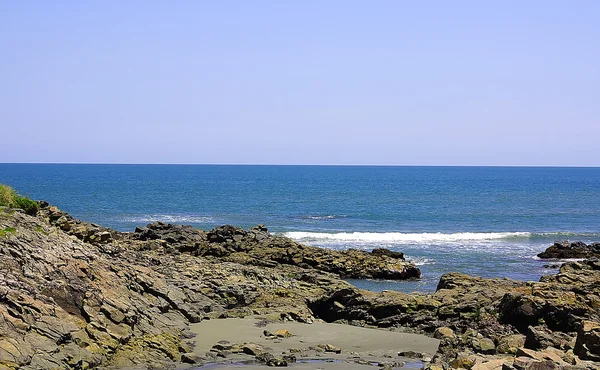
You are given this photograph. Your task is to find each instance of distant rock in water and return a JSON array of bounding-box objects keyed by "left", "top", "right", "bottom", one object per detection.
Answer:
[{"left": 537, "top": 240, "right": 600, "bottom": 259}]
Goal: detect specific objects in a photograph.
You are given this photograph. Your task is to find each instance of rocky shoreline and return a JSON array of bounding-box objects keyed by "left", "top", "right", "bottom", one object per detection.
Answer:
[{"left": 0, "top": 203, "right": 599, "bottom": 369}]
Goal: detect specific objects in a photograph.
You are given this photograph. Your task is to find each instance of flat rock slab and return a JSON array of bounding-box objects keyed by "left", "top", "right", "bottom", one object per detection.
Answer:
[{"left": 187, "top": 317, "right": 439, "bottom": 369}]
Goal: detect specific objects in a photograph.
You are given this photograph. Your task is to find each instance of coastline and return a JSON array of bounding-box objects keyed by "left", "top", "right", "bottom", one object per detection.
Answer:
[{"left": 0, "top": 202, "right": 598, "bottom": 369}]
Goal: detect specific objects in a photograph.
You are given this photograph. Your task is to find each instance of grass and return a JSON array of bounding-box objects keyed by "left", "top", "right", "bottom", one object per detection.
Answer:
[
  {"left": 0, "top": 227, "right": 17, "bottom": 237},
  {"left": 34, "top": 225, "right": 48, "bottom": 235},
  {"left": 0, "top": 184, "right": 39, "bottom": 216}
]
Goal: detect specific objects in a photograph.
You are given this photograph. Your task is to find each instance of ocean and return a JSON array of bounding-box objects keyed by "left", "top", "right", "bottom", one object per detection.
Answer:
[{"left": 2, "top": 164, "right": 599, "bottom": 293}]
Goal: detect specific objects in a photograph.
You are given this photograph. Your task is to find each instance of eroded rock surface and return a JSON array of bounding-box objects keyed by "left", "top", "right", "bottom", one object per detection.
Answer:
[
  {"left": 1, "top": 204, "right": 599, "bottom": 369},
  {"left": 0, "top": 207, "right": 349, "bottom": 369}
]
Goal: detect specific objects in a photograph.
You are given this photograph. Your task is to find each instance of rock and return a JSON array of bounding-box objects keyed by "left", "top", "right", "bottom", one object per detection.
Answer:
[
  {"left": 266, "top": 357, "right": 288, "bottom": 366},
  {"left": 5, "top": 203, "right": 600, "bottom": 370},
  {"left": 318, "top": 344, "right": 342, "bottom": 354},
  {"left": 371, "top": 248, "right": 405, "bottom": 260},
  {"left": 273, "top": 329, "right": 292, "bottom": 338},
  {"left": 242, "top": 343, "right": 267, "bottom": 355},
  {"left": 130, "top": 221, "right": 421, "bottom": 280},
  {"left": 537, "top": 241, "right": 600, "bottom": 259},
  {"left": 498, "top": 294, "right": 544, "bottom": 332},
  {"left": 525, "top": 326, "right": 566, "bottom": 350},
  {"left": 471, "top": 359, "right": 505, "bottom": 370},
  {"left": 573, "top": 320, "right": 600, "bottom": 361},
  {"left": 181, "top": 353, "right": 202, "bottom": 364},
  {"left": 450, "top": 352, "right": 476, "bottom": 369},
  {"left": 282, "top": 354, "right": 296, "bottom": 363},
  {"left": 472, "top": 337, "right": 496, "bottom": 354},
  {"left": 398, "top": 350, "right": 426, "bottom": 359},
  {"left": 496, "top": 334, "right": 525, "bottom": 354},
  {"left": 434, "top": 326, "right": 456, "bottom": 340},
  {"left": 255, "top": 352, "right": 275, "bottom": 363}
]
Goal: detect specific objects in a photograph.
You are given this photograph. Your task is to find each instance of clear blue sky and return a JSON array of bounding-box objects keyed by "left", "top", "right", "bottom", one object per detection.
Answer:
[{"left": 1, "top": 1, "right": 598, "bottom": 165}]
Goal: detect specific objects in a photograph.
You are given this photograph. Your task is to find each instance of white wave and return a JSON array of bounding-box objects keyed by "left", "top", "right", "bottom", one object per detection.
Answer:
[
  {"left": 408, "top": 257, "right": 436, "bottom": 266},
  {"left": 120, "top": 214, "right": 214, "bottom": 224},
  {"left": 304, "top": 215, "right": 339, "bottom": 220},
  {"left": 283, "top": 231, "right": 531, "bottom": 243}
]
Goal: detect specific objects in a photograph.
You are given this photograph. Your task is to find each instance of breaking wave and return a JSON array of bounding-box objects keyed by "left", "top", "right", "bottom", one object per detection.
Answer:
[
  {"left": 283, "top": 231, "right": 532, "bottom": 243},
  {"left": 119, "top": 214, "right": 214, "bottom": 224}
]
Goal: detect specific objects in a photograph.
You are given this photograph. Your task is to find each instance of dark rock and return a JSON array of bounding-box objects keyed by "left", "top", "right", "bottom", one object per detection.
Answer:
[
  {"left": 537, "top": 241, "right": 600, "bottom": 259},
  {"left": 282, "top": 354, "right": 296, "bottom": 363},
  {"left": 255, "top": 352, "right": 275, "bottom": 363},
  {"left": 398, "top": 350, "right": 425, "bottom": 359},
  {"left": 207, "top": 225, "right": 247, "bottom": 243},
  {"left": 266, "top": 357, "right": 288, "bottom": 367},
  {"left": 371, "top": 248, "right": 405, "bottom": 260},
  {"left": 525, "top": 326, "right": 568, "bottom": 350},
  {"left": 181, "top": 353, "right": 202, "bottom": 364},
  {"left": 498, "top": 293, "right": 544, "bottom": 332},
  {"left": 573, "top": 320, "right": 600, "bottom": 361}
]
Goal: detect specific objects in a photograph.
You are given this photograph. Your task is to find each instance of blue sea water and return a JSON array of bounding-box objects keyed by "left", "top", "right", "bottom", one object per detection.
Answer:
[{"left": 2, "top": 164, "right": 600, "bottom": 293}]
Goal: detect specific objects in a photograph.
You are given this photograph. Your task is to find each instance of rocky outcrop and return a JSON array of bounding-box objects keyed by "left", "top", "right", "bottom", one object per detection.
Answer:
[
  {"left": 38, "top": 203, "right": 119, "bottom": 245},
  {"left": 0, "top": 206, "right": 350, "bottom": 369},
  {"left": 131, "top": 222, "right": 421, "bottom": 280},
  {"left": 538, "top": 241, "right": 600, "bottom": 259},
  {"left": 310, "top": 261, "right": 600, "bottom": 368},
  {"left": 1, "top": 203, "right": 600, "bottom": 369}
]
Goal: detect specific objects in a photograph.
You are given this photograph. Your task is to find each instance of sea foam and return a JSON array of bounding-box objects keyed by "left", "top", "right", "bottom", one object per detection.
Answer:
[
  {"left": 283, "top": 231, "right": 531, "bottom": 243},
  {"left": 120, "top": 214, "right": 214, "bottom": 224}
]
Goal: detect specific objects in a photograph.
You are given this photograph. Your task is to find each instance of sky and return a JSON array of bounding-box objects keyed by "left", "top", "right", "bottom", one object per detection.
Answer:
[{"left": 1, "top": 1, "right": 599, "bottom": 166}]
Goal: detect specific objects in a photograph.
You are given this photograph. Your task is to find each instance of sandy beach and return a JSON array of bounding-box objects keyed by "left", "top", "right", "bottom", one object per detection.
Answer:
[{"left": 184, "top": 317, "right": 440, "bottom": 369}]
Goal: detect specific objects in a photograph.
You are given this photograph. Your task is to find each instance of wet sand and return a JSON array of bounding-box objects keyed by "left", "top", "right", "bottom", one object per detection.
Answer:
[{"left": 184, "top": 318, "right": 440, "bottom": 369}]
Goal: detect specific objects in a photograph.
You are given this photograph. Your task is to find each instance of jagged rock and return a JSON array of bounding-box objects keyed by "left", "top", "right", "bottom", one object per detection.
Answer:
[
  {"left": 573, "top": 320, "right": 600, "bottom": 361},
  {"left": 525, "top": 326, "right": 568, "bottom": 350},
  {"left": 3, "top": 204, "right": 600, "bottom": 370},
  {"left": 131, "top": 222, "right": 421, "bottom": 280},
  {"left": 496, "top": 334, "right": 525, "bottom": 354},
  {"left": 498, "top": 294, "right": 545, "bottom": 332},
  {"left": 538, "top": 241, "right": 600, "bottom": 259}
]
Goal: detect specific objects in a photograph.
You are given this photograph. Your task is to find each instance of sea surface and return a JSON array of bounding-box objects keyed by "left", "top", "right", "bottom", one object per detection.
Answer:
[{"left": 2, "top": 164, "right": 600, "bottom": 293}]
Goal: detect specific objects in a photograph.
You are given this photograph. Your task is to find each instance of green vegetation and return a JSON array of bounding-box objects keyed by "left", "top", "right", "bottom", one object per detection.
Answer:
[
  {"left": 0, "top": 184, "right": 39, "bottom": 216},
  {"left": 0, "top": 227, "right": 17, "bottom": 237},
  {"left": 34, "top": 225, "right": 48, "bottom": 235}
]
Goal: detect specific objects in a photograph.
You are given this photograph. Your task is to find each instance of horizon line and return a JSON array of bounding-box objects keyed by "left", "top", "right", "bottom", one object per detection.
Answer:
[{"left": 1, "top": 162, "right": 600, "bottom": 168}]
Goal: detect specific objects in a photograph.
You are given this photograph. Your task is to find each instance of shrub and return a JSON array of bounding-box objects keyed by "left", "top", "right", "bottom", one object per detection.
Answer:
[
  {"left": 0, "top": 184, "right": 39, "bottom": 215},
  {"left": 15, "top": 197, "right": 40, "bottom": 215},
  {"left": 0, "top": 184, "right": 18, "bottom": 207}
]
